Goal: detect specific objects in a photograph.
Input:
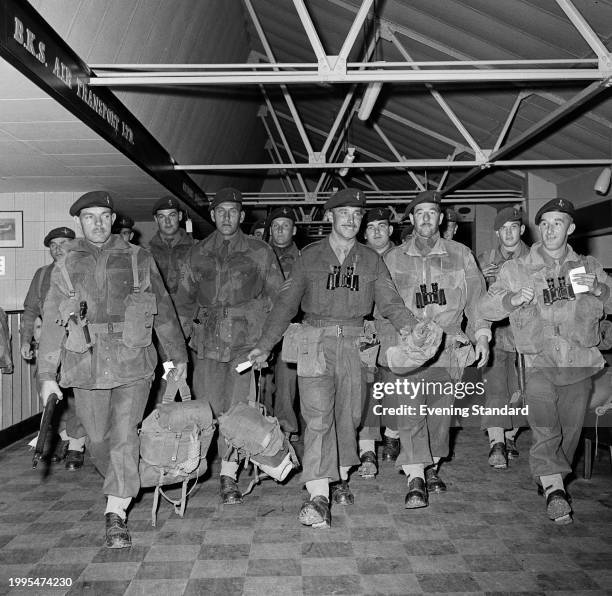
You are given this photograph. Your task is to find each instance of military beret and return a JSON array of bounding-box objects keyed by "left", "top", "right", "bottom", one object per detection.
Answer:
[
  {"left": 113, "top": 214, "right": 134, "bottom": 230},
  {"left": 43, "top": 226, "right": 75, "bottom": 247},
  {"left": 535, "top": 198, "right": 575, "bottom": 225},
  {"left": 152, "top": 195, "right": 181, "bottom": 214},
  {"left": 324, "top": 188, "right": 367, "bottom": 210},
  {"left": 403, "top": 190, "right": 441, "bottom": 219},
  {"left": 494, "top": 207, "right": 523, "bottom": 230},
  {"left": 210, "top": 187, "right": 243, "bottom": 209},
  {"left": 268, "top": 206, "right": 296, "bottom": 224},
  {"left": 364, "top": 207, "right": 391, "bottom": 226},
  {"left": 249, "top": 219, "right": 267, "bottom": 235},
  {"left": 444, "top": 207, "right": 459, "bottom": 222},
  {"left": 69, "top": 191, "right": 114, "bottom": 216}
]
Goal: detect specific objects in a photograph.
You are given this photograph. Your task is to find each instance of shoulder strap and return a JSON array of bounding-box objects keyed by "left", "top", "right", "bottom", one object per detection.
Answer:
[
  {"left": 57, "top": 263, "right": 76, "bottom": 298},
  {"left": 129, "top": 245, "right": 152, "bottom": 293}
]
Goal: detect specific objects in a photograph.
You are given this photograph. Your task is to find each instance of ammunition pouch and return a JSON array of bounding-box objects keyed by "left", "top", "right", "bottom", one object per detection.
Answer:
[
  {"left": 296, "top": 325, "right": 326, "bottom": 377},
  {"left": 281, "top": 323, "right": 302, "bottom": 363},
  {"left": 123, "top": 292, "right": 157, "bottom": 348},
  {"left": 58, "top": 296, "right": 89, "bottom": 354}
]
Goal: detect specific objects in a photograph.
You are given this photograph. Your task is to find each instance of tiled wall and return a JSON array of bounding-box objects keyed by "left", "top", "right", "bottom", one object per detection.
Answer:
[{"left": 0, "top": 191, "right": 78, "bottom": 311}]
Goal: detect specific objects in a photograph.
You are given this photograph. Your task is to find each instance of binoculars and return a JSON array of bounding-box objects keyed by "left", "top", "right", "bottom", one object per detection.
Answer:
[
  {"left": 326, "top": 265, "right": 359, "bottom": 291},
  {"left": 543, "top": 277, "right": 575, "bottom": 305},
  {"left": 415, "top": 283, "right": 446, "bottom": 308}
]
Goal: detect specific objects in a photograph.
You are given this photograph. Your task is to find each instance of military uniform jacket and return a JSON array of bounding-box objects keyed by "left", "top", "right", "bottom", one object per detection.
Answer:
[
  {"left": 383, "top": 234, "right": 491, "bottom": 361},
  {"left": 20, "top": 263, "right": 53, "bottom": 346},
  {"left": 257, "top": 237, "right": 416, "bottom": 352},
  {"left": 38, "top": 235, "right": 188, "bottom": 390},
  {"left": 149, "top": 228, "right": 194, "bottom": 295},
  {"left": 273, "top": 242, "right": 300, "bottom": 280},
  {"left": 477, "top": 240, "right": 530, "bottom": 352},
  {"left": 478, "top": 243, "right": 611, "bottom": 385},
  {"left": 174, "top": 229, "right": 283, "bottom": 362}
]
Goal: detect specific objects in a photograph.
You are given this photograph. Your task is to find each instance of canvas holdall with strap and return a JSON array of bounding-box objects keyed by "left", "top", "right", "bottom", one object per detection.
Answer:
[
  {"left": 218, "top": 401, "right": 299, "bottom": 495},
  {"left": 139, "top": 378, "right": 215, "bottom": 526}
]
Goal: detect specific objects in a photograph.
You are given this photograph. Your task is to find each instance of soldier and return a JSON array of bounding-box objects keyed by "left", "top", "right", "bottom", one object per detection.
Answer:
[
  {"left": 249, "top": 218, "right": 267, "bottom": 241},
  {"left": 358, "top": 207, "right": 401, "bottom": 474},
  {"left": 21, "top": 226, "right": 86, "bottom": 470},
  {"left": 113, "top": 214, "right": 135, "bottom": 244},
  {"left": 383, "top": 190, "right": 490, "bottom": 509},
  {"left": 267, "top": 206, "right": 300, "bottom": 440},
  {"left": 248, "top": 188, "right": 415, "bottom": 529},
  {"left": 478, "top": 198, "right": 611, "bottom": 524},
  {"left": 174, "top": 188, "right": 283, "bottom": 505},
  {"left": 477, "top": 207, "right": 530, "bottom": 468},
  {"left": 38, "top": 191, "right": 188, "bottom": 548},
  {"left": 441, "top": 207, "right": 459, "bottom": 240},
  {"left": 149, "top": 196, "right": 194, "bottom": 297}
]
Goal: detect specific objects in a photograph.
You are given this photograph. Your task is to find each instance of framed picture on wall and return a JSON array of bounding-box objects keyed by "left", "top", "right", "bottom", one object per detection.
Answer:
[{"left": 0, "top": 211, "right": 23, "bottom": 248}]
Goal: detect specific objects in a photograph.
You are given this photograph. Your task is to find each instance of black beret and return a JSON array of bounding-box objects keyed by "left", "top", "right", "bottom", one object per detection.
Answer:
[
  {"left": 268, "top": 206, "right": 296, "bottom": 224},
  {"left": 494, "top": 207, "right": 523, "bottom": 230},
  {"left": 324, "top": 188, "right": 367, "bottom": 210},
  {"left": 44, "top": 226, "right": 75, "bottom": 247},
  {"left": 403, "top": 190, "right": 441, "bottom": 219},
  {"left": 364, "top": 207, "right": 391, "bottom": 226},
  {"left": 535, "top": 198, "right": 575, "bottom": 225},
  {"left": 444, "top": 207, "right": 459, "bottom": 222},
  {"left": 152, "top": 195, "right": 181, "bottom": 214},
  {"left": 210, "top": 187, "right": 243, "bottom": 209},
  {"left": 69, "top": 191, "right": 114, "bottom": 216},
  {"left": 249, "top": 219, "right": 267, "bottom": 235},
  {"left": 114, "top": 214, "right": 134, "bottom": 230}
]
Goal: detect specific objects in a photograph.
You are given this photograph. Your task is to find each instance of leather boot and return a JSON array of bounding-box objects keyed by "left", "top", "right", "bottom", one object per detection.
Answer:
[
  {"left": 405, "top": 477, "right": 428, "bottom": 509},
  {"left": 331, "top": 480, "right": 354, "bottom": 505},
  {"left": 65, "top": 449, "right": 84, "bottom": 471},
  {"left": 105, "top": 513, "right": 131, "bottom": 549},
  {"left": 488, "top": 442, "right": 508, "bottom": 469},
  {"left": 298, "top": 496, "right": 331, "bottom": 529},
  {"left": 357, "top": 451, "right": 377, "bottom": 478},
  {"left": 381, "top": 436, "right": 400, "bottom": 462},
  {"left": 425, "top": 466, "right": 447, "bottom": 493},
  {"left": 220, "top": 475, "right": 243, "bottom": 505},
  {"left": 546, "top": 489, "right": 572, "bottom": 525}
]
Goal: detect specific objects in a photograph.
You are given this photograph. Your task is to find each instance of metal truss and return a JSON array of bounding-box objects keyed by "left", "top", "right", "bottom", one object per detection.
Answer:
[{"left": 88, "top": 0, "right": 612, "bottom": 197}]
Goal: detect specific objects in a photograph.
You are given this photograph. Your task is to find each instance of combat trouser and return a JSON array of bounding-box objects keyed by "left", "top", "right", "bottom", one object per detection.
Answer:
[
  {"left": 480, "top": 345, "right": 527, "bottom": 430},
  {"left": 74, "top": 377, "right": 151, "bottom": 498},
  {"left": 383, "top": 366, "right": 454, "bottom": 468},
  {"left": 525, "top": 370, "right": 591, "bottom": 479},
  {"left": 298, "top": 330, "right": 365, "bottom": 484}
]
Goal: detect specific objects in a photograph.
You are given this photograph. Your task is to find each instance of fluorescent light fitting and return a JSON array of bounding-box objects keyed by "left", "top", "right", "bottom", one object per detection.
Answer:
[
  {"left": 338, "top": 147, "right": 356, "bottom": 177},
  {"left": 358, "top": 82, "right": 382, "bottom": 121},
  {"left": 594, "top": 166, "right": 611, "bottom": 195}
]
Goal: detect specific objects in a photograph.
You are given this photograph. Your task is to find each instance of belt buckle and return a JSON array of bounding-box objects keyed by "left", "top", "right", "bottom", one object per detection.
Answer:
[
  {"left": 336, "top": 325, "right": 343, "bottom": 337},
  {"left": 107, "top": 322, "right": 114, "bottom": 333}
]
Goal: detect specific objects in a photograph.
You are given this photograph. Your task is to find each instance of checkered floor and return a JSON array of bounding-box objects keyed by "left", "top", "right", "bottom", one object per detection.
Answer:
[{"left": 1, "top": 427, "right": 611, "bottom": 595}]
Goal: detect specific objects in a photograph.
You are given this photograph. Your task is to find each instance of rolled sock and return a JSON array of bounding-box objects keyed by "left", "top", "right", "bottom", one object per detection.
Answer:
[
  {"left": 59, "top": 430, "right": 69, "bottom": 441},
  {"left": 540, "top": 473, "right": 564, "bottom": 497},
  {"left": 105, "top": 496, "right": 131, "bottom": 520},
  {"left": 306, "top": 478, "right": 329, "bottom": 500},
  {"left": 68, "top": 436, "right": 86, "bottom": 451},
  {"left": 402, "top": 464, "right": 425, "bottom": 482},
  {"left": 487, "top": 427, "right": 505, "bottom": 445},
  {"left": 220, "top": 460, "right": 239, "bottom": 481},
  {"left": 339, "top": 466, "right": 350, "bottom": 481},
  {"left": 505, "top": 428, "right": 519, "bottom": 441},
  {"left": 384, "top": 428, "right": 400, "bottom": 439},
  {"left": 359, "top": 440, "right": 375, "bottom": 456}
]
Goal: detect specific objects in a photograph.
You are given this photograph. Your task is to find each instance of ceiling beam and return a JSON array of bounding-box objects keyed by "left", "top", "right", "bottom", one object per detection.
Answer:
[
  {"left": 555, "top": 0, "right": 611, "bottom": 63},
  {"left": 175, "top": 158, "right": 612, "bottom": 172},
  {"left": 442, "top": 79, "right": 612, "bottom": 194},
  {"left": 88, "top": 67, "right": 609, "bottom": 86}
]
